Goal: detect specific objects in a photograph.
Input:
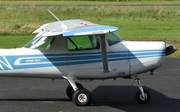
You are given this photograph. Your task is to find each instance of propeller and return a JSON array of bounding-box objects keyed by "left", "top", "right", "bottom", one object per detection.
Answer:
[{"left": 165, "top": 44, "right": 177, "bottom": 56}]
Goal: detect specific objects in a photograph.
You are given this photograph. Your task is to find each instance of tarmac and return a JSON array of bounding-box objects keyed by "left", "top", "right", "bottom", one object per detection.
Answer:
[{"left": 0, "top": 58, "right": 179, "bottom": 112}]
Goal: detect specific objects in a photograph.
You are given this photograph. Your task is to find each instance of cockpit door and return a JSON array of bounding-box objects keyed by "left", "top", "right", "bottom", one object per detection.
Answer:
[{"left": 66, "top": 35, "right": 101, "bottom": 78}]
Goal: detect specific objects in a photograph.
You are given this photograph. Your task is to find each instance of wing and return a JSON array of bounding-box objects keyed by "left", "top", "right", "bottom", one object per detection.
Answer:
[{"left": 33, "top": 19, "right": 119, "bottom": 37}]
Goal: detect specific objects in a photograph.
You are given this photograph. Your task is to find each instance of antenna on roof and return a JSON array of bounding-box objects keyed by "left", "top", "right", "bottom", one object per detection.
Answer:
[{"left": 47, "top": 9, "right": 67, "bottom": 31}]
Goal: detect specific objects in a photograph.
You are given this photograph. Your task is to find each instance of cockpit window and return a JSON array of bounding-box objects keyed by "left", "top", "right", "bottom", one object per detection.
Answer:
[
  {"left": 67, "top": 32, "right": 122, "bottom": 51},
  {"left": 37, "top": 38, "right": 54, "bottom": 50},
  {"left": 68, "top": 35, "right": 98, "bottom": 51},
  {"left": 106, "top": 32, "right": 123, "bottom": 46},
  {"left": 24, "top": 36, "right": 54, "bottom": 50},
  {"left": 24, "top": 36, "right": 42, "bottom": 48}
]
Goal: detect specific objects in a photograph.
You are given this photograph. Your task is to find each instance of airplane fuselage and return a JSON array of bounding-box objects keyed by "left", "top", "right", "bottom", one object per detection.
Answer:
[{"left": 0, "top": 36, "right": 166, "bottom": 80}]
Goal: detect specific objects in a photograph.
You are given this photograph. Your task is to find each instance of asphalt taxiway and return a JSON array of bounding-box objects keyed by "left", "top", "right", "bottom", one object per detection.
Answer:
[{"left": 0, "top": 58, "right": 180, "bottom": 112}]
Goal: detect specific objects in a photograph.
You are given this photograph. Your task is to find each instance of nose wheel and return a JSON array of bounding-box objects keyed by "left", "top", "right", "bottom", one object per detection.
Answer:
[
  {"left": 136, "top": 89, "right": 151, "bottom": 104},
  {"left": 133, "top": 76, "right": 151, "bottom": 104}
]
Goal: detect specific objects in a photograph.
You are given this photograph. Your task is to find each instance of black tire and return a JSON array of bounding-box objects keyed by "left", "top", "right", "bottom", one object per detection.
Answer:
[
  {"left": 66, "top": 82, "right": 83, "bottom": 100},
  {"left": 72, "top": 89, "right": 92, "bottom": 106},
  {"left": 136, "top": 89, "right": 151, "bottom": 104}
]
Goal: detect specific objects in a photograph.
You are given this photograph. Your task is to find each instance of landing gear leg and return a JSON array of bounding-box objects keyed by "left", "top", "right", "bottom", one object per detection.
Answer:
[
  {"left": 66, "top": 82, "right": 83, "bottom": 100},
  {"left": 63, "top": 77, "right": 92, "bottom": 106},
  {"left": 133, "top": 76, "right": 151, "bottom": 104}
]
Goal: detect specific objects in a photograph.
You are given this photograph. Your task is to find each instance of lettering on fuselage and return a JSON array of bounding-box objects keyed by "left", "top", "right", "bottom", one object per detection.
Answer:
[
  {"left": 0, "top": 56, "right": 13, "bottom": 70},
  {"left": 0, "top": 55, "right": 53, "bottom": 71}
]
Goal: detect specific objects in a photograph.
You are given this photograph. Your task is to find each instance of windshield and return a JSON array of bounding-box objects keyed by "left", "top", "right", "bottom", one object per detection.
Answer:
[
  {"left": 24, "top": 36, "right": 42, "bottom": 48},
  {"left": 24, "top": 35, "right": 54, "bottom": 50}
]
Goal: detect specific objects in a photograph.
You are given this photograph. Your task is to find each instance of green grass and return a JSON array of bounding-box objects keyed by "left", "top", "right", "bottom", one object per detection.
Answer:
[
  {"left": 0, "top": 1, "right": 179, "bottom": 57},
  {"left": 0, "top": 35, "right": 34, "bottom": 48},
  {"left": 0, "top": 0, "right": 180, "bottom": 8},
  {"left": 1, "top": 6, "right": 180, "bottom": 37},
  {"left": 0, "top": 0, "right": 180, "bottom": 3}
]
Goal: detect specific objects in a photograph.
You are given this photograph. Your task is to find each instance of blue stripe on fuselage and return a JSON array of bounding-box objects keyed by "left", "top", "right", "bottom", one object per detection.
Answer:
[{"left": 0, "top": 50, "right": 165, "bottom": 70}]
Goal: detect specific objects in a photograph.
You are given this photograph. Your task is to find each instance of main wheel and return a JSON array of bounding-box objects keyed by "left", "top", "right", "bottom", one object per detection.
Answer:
[
  {"left": 72, "top": 89, "right": 92, "bottom": 106},
  {"left": 136, "top": 89, "right": 151, "bottom": 104},
  {"left": 66, "top": 82, "right": 83, "bottom": 100}
]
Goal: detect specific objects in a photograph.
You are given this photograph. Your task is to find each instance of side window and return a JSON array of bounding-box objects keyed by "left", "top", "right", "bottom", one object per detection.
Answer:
[
  {"left": 106, "top": 32, "right": 122, "bottom": 46},
  {"left": 68, "top": 35, "right": 99, "bottom": 51},
  {"left": 37, "top": 38, "right": 55, "bottom": 50}
]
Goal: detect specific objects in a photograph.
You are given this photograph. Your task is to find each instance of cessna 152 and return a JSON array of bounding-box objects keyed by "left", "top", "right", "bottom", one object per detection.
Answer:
[{"left": 0, "top": 10, "right": 177, "bottom": 106}]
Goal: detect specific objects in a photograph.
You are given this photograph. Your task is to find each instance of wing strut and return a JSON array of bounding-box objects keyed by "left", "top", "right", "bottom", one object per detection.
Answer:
[{"left": 98, "top": 34, "right": 109, "bottom": 72}]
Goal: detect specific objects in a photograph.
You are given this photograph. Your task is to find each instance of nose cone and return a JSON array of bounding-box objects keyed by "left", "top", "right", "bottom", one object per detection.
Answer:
[{"left": 165, "top": 44, "right": 177, "bottom": 56}]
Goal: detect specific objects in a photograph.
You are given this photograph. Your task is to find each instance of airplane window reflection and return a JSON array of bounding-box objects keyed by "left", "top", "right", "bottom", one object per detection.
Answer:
[
  {"left": 68, "top": 35, "right": 98, "bottom": 51},
  {"left": 67, "top": 32, "right": 122, "bottom": 51},
  {"left": 24, "top": 36, "right": 42, "bottom": 48},
  {"left": 106, "top": 32, "right": 123, "bottom": 46},
  {"left": 24, "top": 36, "right": 54, "bottom": 50}
]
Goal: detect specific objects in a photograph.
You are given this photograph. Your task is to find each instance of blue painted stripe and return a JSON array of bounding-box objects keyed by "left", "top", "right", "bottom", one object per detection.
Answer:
[{"left": 0, "top": 50, "right": 165, "bottom": 70}]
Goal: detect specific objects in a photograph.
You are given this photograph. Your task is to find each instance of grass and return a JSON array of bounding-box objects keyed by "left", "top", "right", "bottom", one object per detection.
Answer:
[
  {"left": 1, "top": 6, "right": 180, "bottom": 36},
  {"left": 0, "top": 0, "right": 180, "bottom": 3},
  {"left": 0, "top": 1, "right": 179, "bottom": 57},
  {"left": 0, "top": 0, "right": 180, "bottom": 8},
  {"left": 0, "top": 35, "right": 34, "bottom": 48}
]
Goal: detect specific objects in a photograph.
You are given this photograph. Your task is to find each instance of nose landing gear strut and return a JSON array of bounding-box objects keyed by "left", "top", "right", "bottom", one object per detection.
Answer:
[{"left": 132, "top": 76, "right": 151, "bottom": 104}]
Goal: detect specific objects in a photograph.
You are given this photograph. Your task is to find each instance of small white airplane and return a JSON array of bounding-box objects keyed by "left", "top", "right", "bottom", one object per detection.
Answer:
[{"left": 0, "top": 10, "right": 177, "bottom": 106}]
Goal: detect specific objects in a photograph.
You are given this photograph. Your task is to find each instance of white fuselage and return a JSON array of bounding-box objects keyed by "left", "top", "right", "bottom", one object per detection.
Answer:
[{"left": 0, "top": 36, "right": 166, "bottom": 80}]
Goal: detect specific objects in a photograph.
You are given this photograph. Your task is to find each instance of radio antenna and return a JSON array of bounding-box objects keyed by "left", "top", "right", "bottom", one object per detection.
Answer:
[{"left": 47, "top": 9, "right": 67, "bottom": 31}]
